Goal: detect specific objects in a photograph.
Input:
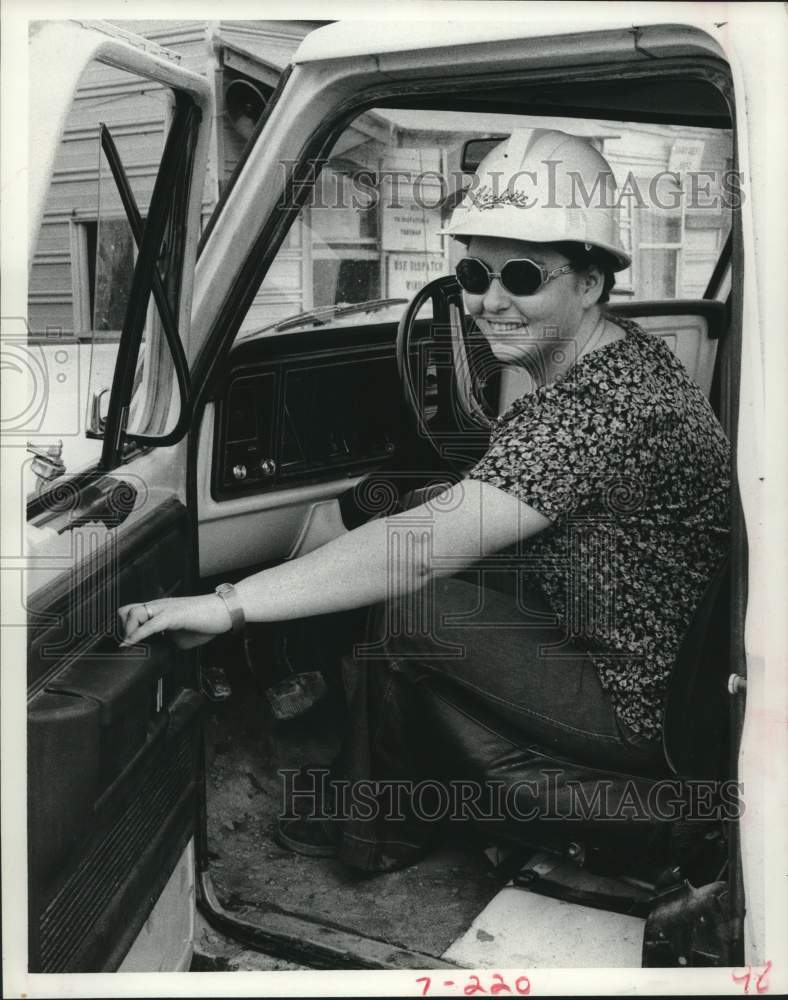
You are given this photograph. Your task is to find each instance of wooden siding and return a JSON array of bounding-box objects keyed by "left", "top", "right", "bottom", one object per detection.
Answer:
[
  {"left": 29, "top": 56, "right": 167, "bottom": 338},
  {"left": 28, "top": 20, "right": 320, "bottom": 341}
]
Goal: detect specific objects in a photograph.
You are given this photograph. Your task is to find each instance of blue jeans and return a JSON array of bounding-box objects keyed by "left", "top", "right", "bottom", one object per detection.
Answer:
[{"left": 330, "top": 575, "right": 667, "bottom": 872}]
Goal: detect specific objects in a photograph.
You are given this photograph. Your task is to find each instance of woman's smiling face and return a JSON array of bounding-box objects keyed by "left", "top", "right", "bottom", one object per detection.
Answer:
[{"left": 462, "top": 236, "right": 590, "bottom": 366}]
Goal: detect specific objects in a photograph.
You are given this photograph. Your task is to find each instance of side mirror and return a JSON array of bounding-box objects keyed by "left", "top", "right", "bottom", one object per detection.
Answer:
[
  {"left": 26, "top": 440, "right": 66, "bottom": 492},
  {"left": 86, "top": 388, "right": 110, "bottom": 439}
]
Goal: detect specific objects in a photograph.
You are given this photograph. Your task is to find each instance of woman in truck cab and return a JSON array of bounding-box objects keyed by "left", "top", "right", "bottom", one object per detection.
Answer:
[{"left": 119, "top": 130, "right": 731, "bottom": 872}]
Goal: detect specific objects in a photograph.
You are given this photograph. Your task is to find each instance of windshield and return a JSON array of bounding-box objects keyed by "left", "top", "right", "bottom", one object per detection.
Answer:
[
  {"left": 237, "top": 297, "right": 411, "bottom": 340},
  {"left": 232, "top": 108, "right": 732, "bottom": 346}
]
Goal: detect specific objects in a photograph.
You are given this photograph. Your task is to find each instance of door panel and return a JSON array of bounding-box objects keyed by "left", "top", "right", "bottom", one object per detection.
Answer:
[
  {"left": 27, "top": 497, "right": 202, "bottom": 972},
  {"left": 29, "top": 691, "right": 201, "bottom": 972},
  {"left": 22, "top": 23, "right": 213, "bottom": 973}
]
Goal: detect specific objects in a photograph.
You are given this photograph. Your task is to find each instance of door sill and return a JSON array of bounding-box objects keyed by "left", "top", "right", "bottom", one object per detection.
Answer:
[{"left": 196, "top": 871, "right": 457, "bottom": 970}]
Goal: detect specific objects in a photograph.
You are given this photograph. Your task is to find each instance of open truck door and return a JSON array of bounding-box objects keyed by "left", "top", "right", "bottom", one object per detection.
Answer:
[{"left": 18, "top": 20, "right": 212, "bottom": 972}]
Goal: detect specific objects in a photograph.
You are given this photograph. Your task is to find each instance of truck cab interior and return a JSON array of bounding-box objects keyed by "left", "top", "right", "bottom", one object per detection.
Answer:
[{"left": 190, "top": 73, "right": 741, "bottom": 968}]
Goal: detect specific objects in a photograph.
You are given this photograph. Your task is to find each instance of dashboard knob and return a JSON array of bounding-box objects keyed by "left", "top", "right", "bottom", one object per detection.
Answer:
[
  {"left": 260, "top": 458, "right": 277, "bottom": 476},
  {"left": 232, "top": 464, "right": 247, "bottom": 481}
]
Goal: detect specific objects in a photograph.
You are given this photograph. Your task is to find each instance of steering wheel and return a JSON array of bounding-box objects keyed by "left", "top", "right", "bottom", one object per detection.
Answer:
[
  {"left": 342, "top": 276, "right": 496, "bottom": 524},
  {"left": 395, "top": 275, "right": 495, "bottom": 478}
]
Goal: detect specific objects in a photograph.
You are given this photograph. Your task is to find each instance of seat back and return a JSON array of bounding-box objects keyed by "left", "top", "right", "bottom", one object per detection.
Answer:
[
  {"left": 662, "top": 555, "right": 732, "bottom": 779},
  {"left": 495, "top": 299, "right": 725, "bottom": 414},
  {"left": 611, "top": 299, "right": 725, "bottom": 399}
]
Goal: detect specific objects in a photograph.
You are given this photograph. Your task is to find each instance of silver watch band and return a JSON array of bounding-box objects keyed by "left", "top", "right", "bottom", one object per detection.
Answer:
[{"left": 215, "top": 582, "right": 246, "bottom": 634}]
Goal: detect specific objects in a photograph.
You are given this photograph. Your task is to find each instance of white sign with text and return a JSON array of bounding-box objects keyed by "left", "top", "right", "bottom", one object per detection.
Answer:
[{"left": 386, "top": 253, "right": 447, "bottom": 298}]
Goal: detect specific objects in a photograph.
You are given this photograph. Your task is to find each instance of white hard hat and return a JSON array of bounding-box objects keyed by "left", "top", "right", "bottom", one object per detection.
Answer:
[{"left": 442, "top": 129, "right": 631, "bottom": 271}]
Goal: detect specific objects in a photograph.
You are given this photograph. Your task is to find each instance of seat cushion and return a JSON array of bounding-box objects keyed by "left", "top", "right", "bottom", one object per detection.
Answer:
[{"left": 418, "top": 674, "right": 678, "bottom": 866}]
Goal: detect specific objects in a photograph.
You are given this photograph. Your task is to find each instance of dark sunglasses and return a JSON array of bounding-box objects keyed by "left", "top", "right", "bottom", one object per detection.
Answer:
[{"left": 455, "top": 256, "right": 574, "bottom": 297}]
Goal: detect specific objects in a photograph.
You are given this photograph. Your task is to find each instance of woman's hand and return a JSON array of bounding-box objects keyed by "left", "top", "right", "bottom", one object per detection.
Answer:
[{"left": 118, "top": 594, "right": 232, "bottom": 650}]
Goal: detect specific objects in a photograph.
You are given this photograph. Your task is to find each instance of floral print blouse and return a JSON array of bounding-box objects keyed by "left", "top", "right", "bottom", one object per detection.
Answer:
[{"left": 467, "top": 316, "right": 731, "bottom": 742}]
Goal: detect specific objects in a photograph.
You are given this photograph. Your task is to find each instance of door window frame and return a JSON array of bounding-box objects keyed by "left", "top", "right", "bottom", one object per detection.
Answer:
[{"left": 26, "top": 91, "right": 202, "bottom": 521}]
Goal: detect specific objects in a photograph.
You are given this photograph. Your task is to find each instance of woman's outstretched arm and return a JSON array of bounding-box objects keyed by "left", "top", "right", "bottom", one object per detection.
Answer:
[
  {"left": 236, "top": 478, "right": 550, "bottom": 622},
  {"left": 118, "top": 480, "right": 550, "bottom": 647}
]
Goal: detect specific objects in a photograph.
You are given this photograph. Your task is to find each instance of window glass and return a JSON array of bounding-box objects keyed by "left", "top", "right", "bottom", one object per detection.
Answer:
[
  {"left": 313, "top": 258, "right": 381, "bottom": 308},
  {"left": 641, "top": 249, "right": 679, "bottom": 300},
  {"left": 25, "top": 59, "right": 180, "bottom": 501},
  {"left": 91, "top": 218, "right": 136, "bottom": 331},
  {"left": 236, "top": 109, "right": 733, "bottom": 343}
]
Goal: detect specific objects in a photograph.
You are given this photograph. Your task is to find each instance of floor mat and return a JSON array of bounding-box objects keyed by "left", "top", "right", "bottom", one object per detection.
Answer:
[
  {"left": 204, "top": 664, "right": 502, "bottom": 961},
  {"left": 443, "top": 886, "right": 644, "bottom": 967}
]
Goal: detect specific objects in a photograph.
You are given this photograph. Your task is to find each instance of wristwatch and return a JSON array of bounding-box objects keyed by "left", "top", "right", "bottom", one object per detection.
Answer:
[{"left": 215, "top": 582, "right": 246, "bottom": 634}]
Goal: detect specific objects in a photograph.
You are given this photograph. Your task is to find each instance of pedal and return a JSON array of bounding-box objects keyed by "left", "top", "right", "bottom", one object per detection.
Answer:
[
  {"left": 201, "top": 664, "right": 233, "bottom": 703},
  {"left": 265, "top": 670, "right": 327, "bottom": 720},
  {"left": 512, "top": 853, "right": 656, "bottom": 918}
]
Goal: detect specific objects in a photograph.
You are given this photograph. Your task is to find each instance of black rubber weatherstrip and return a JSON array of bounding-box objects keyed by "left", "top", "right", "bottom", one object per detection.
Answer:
[
  {"left": 723, "top": 177, "right": 747, "bottom": 966},
  {"left": 99, "top": 118, "right": 195, "bottom": 445},
  {"left": 703, "top": 232, "right": 732, "bottom": 301},
  {"left": 100, "top": 97, "right": 195, "bottom": 467}
]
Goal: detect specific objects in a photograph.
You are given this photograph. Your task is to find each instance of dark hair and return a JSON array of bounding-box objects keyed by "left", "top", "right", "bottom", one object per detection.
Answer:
[{"left": 550, "top": 241, "right": 617, "bottom": 304}]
